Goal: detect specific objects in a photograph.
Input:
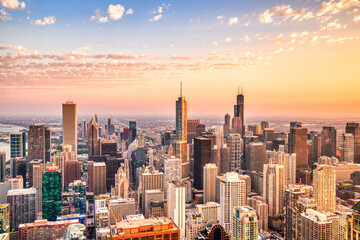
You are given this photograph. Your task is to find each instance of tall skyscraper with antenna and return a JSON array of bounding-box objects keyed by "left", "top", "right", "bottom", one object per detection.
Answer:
[
  {"left": 62, "top": 101, "right": 77, "bottom": 160},
  {"left": 234, "top": 86, "right": 245, "bottom": 136}
]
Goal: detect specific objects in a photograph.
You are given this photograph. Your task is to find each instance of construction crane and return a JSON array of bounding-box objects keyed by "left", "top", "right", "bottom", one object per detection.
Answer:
[
  {"left": 107, "top": 202, "right": 120, "bottom": 222},
  {"left": 67, "top": 197, "right": 75, "bottom": 214}
]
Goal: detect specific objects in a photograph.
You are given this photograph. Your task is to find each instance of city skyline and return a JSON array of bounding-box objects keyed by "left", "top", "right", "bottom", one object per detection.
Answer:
[{"left": 1, "top": 0, "right": 360, "bottom": 118}]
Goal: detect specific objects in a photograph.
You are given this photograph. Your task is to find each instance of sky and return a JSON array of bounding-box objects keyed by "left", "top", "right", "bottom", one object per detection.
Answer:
[{"left": 0, "top": 0, "right": 360, "bottom": 118}]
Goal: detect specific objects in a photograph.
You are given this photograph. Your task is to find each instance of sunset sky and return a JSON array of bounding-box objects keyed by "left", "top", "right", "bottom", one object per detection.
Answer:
[{"left": 0, "top": 0, "right": 360, "bottom": 118}]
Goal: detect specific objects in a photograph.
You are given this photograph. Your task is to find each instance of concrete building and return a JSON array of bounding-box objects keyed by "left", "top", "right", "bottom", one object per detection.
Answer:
[
  {"left": 219, "top": 172, "right": 246, "bottom": 232},
  {"left": 88, "top": 117, "right": 99, "bottom": 157},
  {"left": 343, "top": 133, "right": 355, "bottom": 162},
  {"left": 10, "top": 157, "right": 26, "bottom": 188},
  {"left": 88, "top": 161, "right": 106, "bottom": 196},
  {"left": 220, "top": 145, "right": 230, "bottom": 174},
  {"left": 28, "top": 124, "right": 51, "bottom": 163},
  {"left": 274, "top": 151, "right": 296, "bottom": 186},
  {"left": 143, "top": 190, "right": 164, "bottom": 218},
  {"left": 64, "top": 160, "right": 81, "bottom": 189},
  {"left": 231, "top": 206, "right": 258, "bottom": 240},
  {"left": 246, "top": 142, "right": 266, "bottom": 173},
  {"left": 0, "top": 204, "right": 9, "bottom": 233},
  {"left": 7, "top": 188, "right": 36, "bottom": 231},
  {"left": 194, "top": 137, "right": 211, "bottom": 190},
  {"left": 263, "top": 163, "right": 285, "bottom": 216},
  {"left": 0, "top": 176, "right": 23, "bottom": 204},
  {"left": 321, "top": 126, "right": 337, "bottom": 158},
  {"left": 167, "top": 180, "right": 185, "bottom": 238},
  {"left": 164, "top": 157, "right": 181, "bottom": 195},
  {"left": 196, "top": 202, "right": 220, "bottom": 224},
  {"left": 62, "top": 101, "right": 77, "bottom": 160},
  {"left": 227, "top": 134, "right": 243, "bottom": 171},
  {"left": 185, "top": 213, "right": 204, "bottom": 240},
  {"left": 0, "top": 152, "right": 5, "bottom": 182},
  {"left": 289, "top": 123, "right": 309, "bottom": 170},
  {"left": 108, "top": 198, "right": 136, "bottom": 225},
  {"left": 248, "top": 196, "right": 268, "bottom": 231},
  {"left": 111, "top": 167, "right": 129, "bottom": 199},
  {"left": 141, "top": 170, "right": 164, "bottom": 213},
  {"left": 346, "top": 122, "right": 360, "bottom": 163},
  {"left": 203, "top": 163, "right": 217, "bottom": 203}
]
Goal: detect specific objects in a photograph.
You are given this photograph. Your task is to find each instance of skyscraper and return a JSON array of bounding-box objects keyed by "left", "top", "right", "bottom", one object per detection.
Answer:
[
  {"left": 227, "top": 133, "right": 243, "bottom": 171},
  {"left": 343, "top": 133, "right": 355, "bottom": 162},
  {"left": 313, "top": 157, "right": 336, "bottom": 212},
  {"left": 167, "top": 180, "right": 185, "bottom": 238},
  {"left": 224, "top": 114, "right": 231, "bottom": 136},
  {"left": 0, "top": 152, "right": 5, "bottom": 182},
  {"left": 141, "top": 170, "right": 164, "bottom": 212},
  {"left": 28, "top": 124, "right": 50, "bottom": 162},
  {"left": 88, "top": 161, "right": 106, "bottom": 195},
  {"left": 346, "top": 122, "right": 360, "bottom": 163},
  {"left": 263, "top": 163, "right": 285, "bottom": 216},
  {"left": 112, "top": 167, "right": 129, "bottom": 199},
  {"left": 164, "top": 157, "right": 181, "bottom": 195},
  {"left": 187, "top": 119, "right": 200, "bottom": 144},
  {"left": 194, "top": 137, "right": 211, "bottom": 190},
  {"left": 42, "top": 168, "right": 62, "bottom": 221},
  {"left": 88, "top": 116, "right": 99, "bottom": 157},
  {"left": 10, "top": 157, "right": 26, "bottom": 188},
  {"left": 231, "top": 206, "right": 258, "bottom": 240},
  {"left": 64, "top": 160, "right": 81, "bottom": 189},
  {"left": 233, "top": 87, "right": 245, "bottom": 136},
  {"left": 321, "top": 126, "right": 337, "bottom": 157},
  {"left": 289, "top": 123, "right": 309, "bottom": 170},
  {"left": 62, "top": 101, "right": 77, "bottom": 160},
  {"left": 220, "top": 172, "right": 246, "bottom": 232},
  {"left": 220, "top": 145, "right": 230, "bottom": 174},
  {"left": 10, "top": 132, "right": 26, "bottom": 158},
  {"left": 129, "top": 121, "right": 137, "bottom": 144},
  {"left": 245, "top": 142, "right": 266, "bottom": 173},
  {"left": 203, "top": 163, "right": 218, "bottom": 203},
  {"left": 0, "top": 204, "right": 10, "bottom": 233}
]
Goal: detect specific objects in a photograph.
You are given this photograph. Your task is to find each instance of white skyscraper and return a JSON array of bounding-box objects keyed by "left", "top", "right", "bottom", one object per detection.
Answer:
[
  {"left": 263, "top": 163, "right": 285, "bottom": 216},
  {"left": 167, "top": 180, "right": 185, "bottom": 238},
  {"left": 203, "top": 163, "right": 218, "bottom": 203},
  {"left": 274, "top": 151, "right": 296, "bottom": 186},
  {"left": 164, "top": 157, "right": 181, "bottom": 195},
  {"left": 227, "top": 134, "right": 243, "bottom": 171},
  {"left": 220, "top": 172, "right": 246, "bottom": 232}
]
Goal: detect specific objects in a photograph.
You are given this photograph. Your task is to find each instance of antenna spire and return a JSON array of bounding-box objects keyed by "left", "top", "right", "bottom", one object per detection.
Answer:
[
  {"left": 238, "top": 85, "right": 240, "bottom": 94},
  {"left": 241, "top": 86, "right": 243, "bottom": 95},
  {"left": 180, "top": 81, "right": 182, "bottom": 98}
]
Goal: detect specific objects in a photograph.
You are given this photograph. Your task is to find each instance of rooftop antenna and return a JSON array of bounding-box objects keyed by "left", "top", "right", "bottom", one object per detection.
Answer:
[
  {"left": 241, "top": 86, "right": 243, "bottom": 95},
  {"left": 180, "top": 81, "right": 182, "bottom": 98},
  {"left": 238, "top": 85, "right": 240, "bottom": 95}
]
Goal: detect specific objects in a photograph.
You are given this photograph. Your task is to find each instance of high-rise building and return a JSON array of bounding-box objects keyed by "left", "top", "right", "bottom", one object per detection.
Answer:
[
  {"left": 196, "top": 202, "right": 220, "bottom": 223},
  {"left": 185, "top": 213, "right": 204, "bottom": 240},
  {"left": 224, "top": 114, "right": 231, "bottom": 136},
  {"left": 220, "top": 145, "right": 230, "bottom": 174},
  {"left": 10, "top": 157, "right": 26, "bottom": 188},
  {"left": 42, "top": 168, "right": 62, "bottom": 221},
  {"left": 232, "top": 117, "right": 243, "bottom": 135},
  {"left": 346, "top": 202, "right": 360, "bottom": 239},
  {"left": 289, "top": 124, "right": 309, "bottom": 170},
  {"left": 141, "top": 170, "right": 164, "bottom": 213},
  {"left": 7, "top": 188, "right": 36, "bottom": 231},
  {"left": 346, "top": 122, "right": 360, "bottom": 163},
  {"left": 263, "top": 163, "right": 285, "bottom": 216},
  {"left": 311, "top": 132, "right": 322, "bottom": 163},
  {"left": 0, "top": 204, "right": 10, "bottom": 233},
  {"left": 233, "top": 87, "right": 245, "bottom": 136},
  {"left": 111, "top": 167, "right": 129, "bottom": 199},
  {"left": 129, "top": 121, "right": 137, "bottom": 144},
  {"left": 164, "top": 157, "right": 181, "bottom": 195},
  {"left": 313, "top": 157, "right": 336, "bottom": 212},
  {"left": 10, "top": 132, "right": 26, "bottom": 158},
  {"left": 18, "top": 219, "right": 79, "bottom": 240},
  {"left": 88, "top": 161, "right": 106, "bottom": 195},
  {"left": 300, "top": 209, "right": 339, "bottom": 240},
  {"left": 194, "top": 137, "right": 211, "bottom": 190},
  {"left": 176, "top": 83, "right": 187, "bottom": 143},
  {"left": 248, "top": 196, "right": 268, "bottom": 231},
  {"left": 167, "top": 180, "right": 185, "bottom": 238},
  {"left": 144, "top": 190, "right": 164, "bottom": 218},
  {"left": 32, "top": 162, "right": 50, "bottom": 219},
  {"left": 108, "top": 198, "right": 136, "bottom": 225},
  {"left": 62, "top": 101, "right": 77, "bottom": 160},
  {"left": 107, "top": 117, "right": 114, "bottom": 137},
  {"left": 227, "top": 133, "right": 243, "bottom": 171},
  {"left": 88, "top": 117, "right": 99, "bottom": 157},
  {"left": 112, "top": 217, "right": 180, "bottom": 239},
  {"left": 219, "top": 172, "right": 246, "bottom": 232},
  {"left": 343, "top": 133, "right": 355, "bottom": 162},
  {"left": 245, "top": 142, "right": 266, "bottom": 173},
  {"left": 274, "top": 151, "right": 296, "bottom": 186},
  {"left": 203, "top": 163, "right": 217, "bottom": 203},
  {"left": 321, "top": 126, "right": 337, "bottom": 157},
  {"left": 284, "top": 184, "right": 311, "bottom": 240},
  {"left": 0, "top": 152, "right": 5, "bottom": 182},
  {"left": 64, "top": 160, "right": 81, "bottom": 189},
  {"left": 0, "top": 176, "right": 23, "bottom": 203},
  {"left": 187, "top": 120, "right": 200, "bottom": 144},
  {"left": 231, "top": 206, "right": 258, "bottom": 240},
  {"left": 195, "top": 223, "right": 229, "bottom": 240},
  {"left": 28, "top": 124, "right": 50, "bottom": 162}
]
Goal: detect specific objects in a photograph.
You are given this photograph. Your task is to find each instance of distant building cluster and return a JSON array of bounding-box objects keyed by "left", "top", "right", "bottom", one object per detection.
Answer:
[{"left": 1, "top": 86, "right": 360, "bottom": 240}]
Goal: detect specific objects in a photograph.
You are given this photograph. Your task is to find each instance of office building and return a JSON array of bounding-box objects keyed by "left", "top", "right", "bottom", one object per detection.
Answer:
[
  {"left": 141, "top": 170, "right": 164, "bottom": 213},
  {"left": 203, "top": 164, "right": 217, "bottom": 203},
  {"left": 227, "top": 133, "right": 243, "bottom": 171},
  {"left": 313, "top": 158, "right": 336, "bottom": 212},
  {"left": 112, "top": 167, "right": 129, "bottom": 199},
  {"left": 219, "top": 172, "right": 246, "bottom": 232},
  {"left": 32, "top": 163, "right": 49, "bottom": 219},
  {"left": 0, "top": 152, "right": 5, "bottom": 182},
  {"left": 224, "top": 114, "right": 231, "bottom": 136},
  {"left": 195, "top": 222, "right": 229, "bottom": 240},
  {"left": 248, "top": 196, "right": 268, "bottom": 231},
  {"left": 108, "top": 198, "right": 136, "bottom": 225},
  {"left": 65, "top": 223, "right": 86, "bottom": 240},
  {"left": 64, "top": 160, "right": 81, "bottom": 189},
  {"left": 10, "top": 157, "right": 26, "bottom": 188},
  {"left": 164, "top": 157, "right": 181, "bottom": 195},
  {"left": 343, "top": 133, "right": 355, "bottom": 162},
  {"left": 18, "top": 219, "right": 79, "bottom": 240},
  {"left": 245, "top": 142, "right": 266, "bottom": 173},
  {"left": 231, "top": 206, "right": 258, "bottom": 240},
  {"left": 62, "top": 101, "right": 77, "bottom": 160},
  {"left": 233, "top": 88, "right": 245, "bottom": 136},
  {"left": 185, "top": 213, "right": 204, "bottom": 240},
  {"left": 112, "top": 217, "right": 180, "bottom": 240},
  {"left": 167, "top": 180, "right": 185, "bottom": 238},
  {"left": 194, "top": 137, "right": 211, "bottom": 190},
  {"left": 274, "top": 151, "right": 296, "bottom": 185},
  {"left": 220, "top": 145, "right": 230, "bottom": 174},
  {"left": 148, "top": 200, "right": 167, "bottom": 218},
  {"left": 88, "top": 116, "right": 99, "bottom": 157},
  {"left": 144, "top": 190, "right": 164, "bottom": 218},
  {"left": 7, "top": 188, "right": 36, "bottom": 231},
  {"left": 346, "top": 122, "right": 360, "bottom": 163},
  {"left": 129, "top": 121, "right": 137, "bottom": 144},
  {"left": 321, "top": 126, "right": 337, "bottom": 157},
  {"left": 42, "top": 168, "right": 62, "bottom": 221},
  {"left": 188, "top": 119, "right": 200, "bottom": 144},
  {"left": 0, "top": 176, "right": 23, "bottom": 204},
  {"left": 88, "top": 161, "right": 106, "bottom": 195},
  {"left": 289, "top": 123, "right": 309, "bottom": 170},
  {"left": 10, "top": 132, "right": 26, "bottom": 158},
  {"left": 0, "top": 204, "right": 9, "bottom": 233},
  {"left": 263, "top": 163, "right": 285, "bottom": 216},
  {"left": 196, "top": 202, "right": 220, "bottom": 223}
]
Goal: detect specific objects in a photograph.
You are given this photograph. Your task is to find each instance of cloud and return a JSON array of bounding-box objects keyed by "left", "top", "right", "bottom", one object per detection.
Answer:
[
  {"left": 317, "top": 0, "right": 360, "bottom": 16},
  {"left": 241, "top": 35, "right": 251, "bottom": 42},
  {"left": 108, "top": 4, "right": 125, "bottom": 20},
  {"left": 158, "top": 6, "right": 163, "bottom": 13},
  {"left": 90, "top": 8, "right": 109, "bottom": 23},
  {"left": 0, "top": 0, "right": 25, "bottom": 10},
  {"left": 225, "top": 37, "right": 232, "bottom": 43},
  {"left": 126, "top": 9, "right": 133, "bottom": 15},
  {"left": 32, "top": 16, "right": 56, "bottom": 25},
  {"left": 228, "top": 17, "right": 238, "bottom": 25},
  {"left": 217, "top": 15, "right": 224, "bottom": 20},
  {"left": 258, "top": 5, "right": 313, "bottom": 23},
  {"left": 149, "top": 14, "right": 162, "bottom": 22},
  {"left": 320, "top": 19, "right": 347, "bottom": 30},
  {"left": 354, "top": 14, "right": 360, "bottom": 21},
  {"left": 0, "top": 8, "right": 11, "bottom": 22}
]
